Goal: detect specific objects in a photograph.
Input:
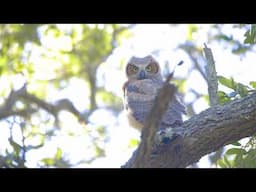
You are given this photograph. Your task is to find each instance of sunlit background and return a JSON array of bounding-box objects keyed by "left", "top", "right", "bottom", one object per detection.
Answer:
[{"left": 0, "top": 24, "right": 256, "bottom": 168}]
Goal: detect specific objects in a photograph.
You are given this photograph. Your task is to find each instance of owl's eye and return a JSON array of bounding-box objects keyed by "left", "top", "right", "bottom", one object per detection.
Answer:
[
  {"left": 127, "top": 64, "right": 139, "bottom": 76},
  {"left": 132, "top": 66, "right": 138, "bottom": 72},
  {"left": 146, "top": 63, "right": 159, "bottom": 73},
  {"left": 145, "top": 65, "right": 152, "bottom": 72}
]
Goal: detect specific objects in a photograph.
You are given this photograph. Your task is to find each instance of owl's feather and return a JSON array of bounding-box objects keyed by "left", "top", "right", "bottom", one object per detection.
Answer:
[
  {"left": 124, "top": 79, "right": 186, "bottom": 130},
  {"left": 160, "top": 93, "right": 186, "bottom": 128}
]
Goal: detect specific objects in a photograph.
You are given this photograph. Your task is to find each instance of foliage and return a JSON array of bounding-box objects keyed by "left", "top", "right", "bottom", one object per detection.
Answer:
[
  {"left": 244, "top": 24, "right": 256, "bottom": 45},
  {"left": 1, "top": 24, "right": 256, "bottom": 168},
  {"left": 214, "top": 24, "right": 256, "bottom": 168},
  {"left": 217, "top": 137, "right": 256, "bottom": 168},
  {"left": 217, "top": 75, "right": 252, "bottom": 104},
  {"left": 178, "top": 24, "right": 256, "bottom": 167},
  {"left": 0, "top": 24, "right": 131, "bottom": 167}
]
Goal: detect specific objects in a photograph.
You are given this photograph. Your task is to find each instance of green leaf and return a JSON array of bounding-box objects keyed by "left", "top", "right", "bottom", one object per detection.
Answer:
[
  {"left": 128, "top": 138, "right": 139, "bottom": 148},
  {"left": 247, "top": 148, "right": 256, "bottom": 156},
  {"left": 232, "top": 45, "right": 249, "bottom": 55},
  {"left": 244, "top": 30, "right": 252, "bottom": 44},
  {"left": 217, "top": 91, "right": 227, "bottom": 97},
  {"left": 223, "top": 155, "right": 231, "bottom": 168},
  {"left": 41, "top": 158, "right": 54, "bottom": 166},
  {"left": 243, "top": 150, "right": 256, "bottom": 168},
  {"left": 203, "top": 95, "right": 210, "bottom": 104},
  {"left": 244, "top": 25, "right": 256, "bottom": 44},
  {"left": 218, "top": 76, "right": 236, "bottom": 90},
  {"left": 9, "top": 139, "right": 21, "bottom": 158},
  {"left": 218, "top": 76, "right": 249, "bottom": 97},
  {"left": 215, "top": 34, "right": 233, "bottom": 41},
  {"left": 249, "top": 81, "right": 256, "bottom": 89},
  {"left": 245, "top": 149, "right": 256, "bottom": 167},
  {"left": 95, "top": 145, "right": 105, "bottom": 156},
  {"left": 231, "top": 141, "right": 241, "bottom": 146},
  {"left": 187, "top": 24, "right": 198, "bottom": 40},
  {"left": 96, "top": 126, "right": 105, "bottom": 136},
  {"left": 217, "top": 91, "right": 231, "bottom": 105},
  {"left": 55, "top": 148, "right": 62, "bottom": 160},
  {"left": 236, "top": 83, "right": 249, "bottom": 97},
  {"left": 226, "top": 148, "right": 245, "bottom": 155},
  {"left": 234, "top": 153, "right": 244, "bottom": 167},
  {"left": 217, "top": 159, "right": 227, "bottom": 168},
  {"left": 174, "top": 79, "right": 187, "bottom": 94}
]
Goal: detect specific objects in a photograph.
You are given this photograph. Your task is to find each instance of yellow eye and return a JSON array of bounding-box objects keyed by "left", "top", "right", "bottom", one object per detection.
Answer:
[
  {"left": 133, "top": 66, "right": 138, "bottom": 72},
  {"left": 146, "top": 65, "right": 152, "bottom": 72},
  {"left": 127, "top": 64, "right": 139, "bottom": 76},
  {"left": 145, "top": 62, "right": 158, "bottom": 73}
]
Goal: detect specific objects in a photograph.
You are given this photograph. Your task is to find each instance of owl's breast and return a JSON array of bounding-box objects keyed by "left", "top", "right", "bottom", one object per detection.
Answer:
[
  {"left": 123, "top": 79, "right": 162, "bottom": 131},
  {"left": 126, "top": 109, "right": 144, "bottom": 131}
]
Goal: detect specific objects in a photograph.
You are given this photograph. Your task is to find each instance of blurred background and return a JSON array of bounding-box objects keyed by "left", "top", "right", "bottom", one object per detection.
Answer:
[{"left": 0, "top": 24, "right": 256, "bottom": 168}]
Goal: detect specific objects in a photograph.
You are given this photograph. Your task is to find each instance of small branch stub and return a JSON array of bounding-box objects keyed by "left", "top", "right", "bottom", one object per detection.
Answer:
[{"left": 203, "top": 43, "right": 219, "bottom": 106}]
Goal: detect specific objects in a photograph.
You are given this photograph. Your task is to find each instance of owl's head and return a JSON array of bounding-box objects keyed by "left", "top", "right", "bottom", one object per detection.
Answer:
[{"left": 125, "top": 55, "right": 162, "bottom": 81}]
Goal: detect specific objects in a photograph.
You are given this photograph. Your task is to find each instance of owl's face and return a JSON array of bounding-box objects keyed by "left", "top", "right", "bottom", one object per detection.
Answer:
[{"left": 125, "top": 55, "right": 162, "bottom": 81}]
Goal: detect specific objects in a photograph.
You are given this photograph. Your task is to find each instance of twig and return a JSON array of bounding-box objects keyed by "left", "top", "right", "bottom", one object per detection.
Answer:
[
  {"left": 203, "top": 43, "right": 218, "bottom": 106},
  {"left": 193, "top": 56, "right": 208, "bottom": 81},
  {"left": 179, "top": 44, "right": 208, "bottom": 81},
  {"left": 131, "top": 74, "right": 177, "bottom": 168},
  {"left": 20, "top": 120, "right": 26, "bottom": 167}
]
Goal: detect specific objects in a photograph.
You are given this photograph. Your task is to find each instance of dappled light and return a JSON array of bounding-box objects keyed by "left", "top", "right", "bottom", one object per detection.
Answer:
[{"left": 0, "top": 24, "right": 256, "bottom": 168}]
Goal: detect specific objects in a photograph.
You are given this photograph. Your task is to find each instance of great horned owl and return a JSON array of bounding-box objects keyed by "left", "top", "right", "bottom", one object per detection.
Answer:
[{"left": 123, "top": 55, "right": 186, "bottom": 131}]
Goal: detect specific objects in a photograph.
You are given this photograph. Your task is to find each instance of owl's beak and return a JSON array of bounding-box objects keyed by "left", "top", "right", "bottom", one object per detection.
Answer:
[{"left": 138, "top": 70, "right": 146, "bottom": 80}]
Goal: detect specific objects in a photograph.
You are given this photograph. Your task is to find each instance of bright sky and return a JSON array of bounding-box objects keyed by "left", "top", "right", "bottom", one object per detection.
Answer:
[{"left": 1, "top": 24, "right": 255, "bottom": 168}]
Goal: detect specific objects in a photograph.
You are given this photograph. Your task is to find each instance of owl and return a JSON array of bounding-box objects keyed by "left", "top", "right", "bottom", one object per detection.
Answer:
[{"left": 123, "top": 55, "right": 186, "bottom": 131}]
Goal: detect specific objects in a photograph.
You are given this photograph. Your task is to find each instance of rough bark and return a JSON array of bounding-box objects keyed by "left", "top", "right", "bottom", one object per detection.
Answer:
[
  {"left": 204, "top": 44, "right": 219, "bottom": 106},
  {"left": 123, "top": 91, "right": 256, "bottom": 168}
]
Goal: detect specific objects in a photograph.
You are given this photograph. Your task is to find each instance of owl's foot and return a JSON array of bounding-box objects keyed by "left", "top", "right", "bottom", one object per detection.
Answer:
[
  {"left": 155, "top": 127, "right": 183, "bottom": 145},
  {"left": 161, "top": 133, "right": 180, "bottom": 144},
  {"left": 151, "top": 127, "right": 183, "bottom": 156}
]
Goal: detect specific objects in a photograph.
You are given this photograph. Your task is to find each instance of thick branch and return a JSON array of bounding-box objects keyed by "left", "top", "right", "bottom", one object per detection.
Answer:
[
  {"left": 204, "top": 44, "right": 218, "bottom": 106},
  {"left": 123, "top": 92, "right": 256, "bottom": 168}
]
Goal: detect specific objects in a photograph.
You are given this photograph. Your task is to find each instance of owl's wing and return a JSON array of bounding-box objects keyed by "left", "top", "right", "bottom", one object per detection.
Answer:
[{"left": 160, "top": 94, "right": 186, "bottom": 128}]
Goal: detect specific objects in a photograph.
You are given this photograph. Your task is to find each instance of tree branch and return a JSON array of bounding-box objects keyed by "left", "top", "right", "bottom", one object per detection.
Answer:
[
  {"left": 203, "top": 44, "right": 219, "bottom": 106},
  {"left": 0, "top": 85, "right": 87, "bottom": 124},
  {"left": 130, "top": 74, "right": 177, "bottom": 168},
  {"left": 123, "top": 91, "right": 256, "bottom": 168}
]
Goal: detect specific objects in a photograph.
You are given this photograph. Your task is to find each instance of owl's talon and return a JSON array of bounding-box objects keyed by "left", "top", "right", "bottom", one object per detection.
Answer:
[
  {"left": 162, "top": 137, "right": 171, "bottom": 144},
  {"left": 155, "top": 127, "right": 182, "bottom": 145},
  {"left": 162, "top": 133, "right": 180, "bottom": 144},
  {"left": 158, "top": 130, "right": 165, "bottom": 135}
]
